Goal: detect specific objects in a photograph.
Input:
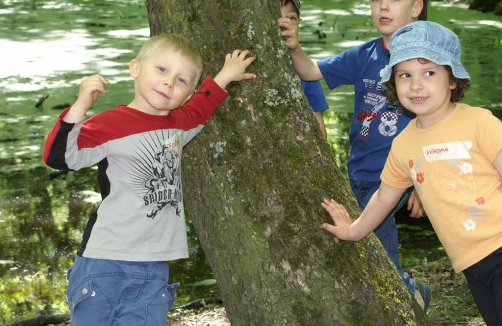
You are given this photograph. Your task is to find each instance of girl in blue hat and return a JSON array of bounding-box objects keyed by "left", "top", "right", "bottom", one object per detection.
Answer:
[{"left": 322, "top": 21, "right": 502, "bottom": 325}]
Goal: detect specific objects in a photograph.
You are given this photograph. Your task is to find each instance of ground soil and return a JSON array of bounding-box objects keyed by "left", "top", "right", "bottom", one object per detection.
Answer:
[
  {"left": 35, "top": 257, "right": 486, "bottom": 326},
  {"left": 167, "top": 257, "right": 487, "bottom": 326}
]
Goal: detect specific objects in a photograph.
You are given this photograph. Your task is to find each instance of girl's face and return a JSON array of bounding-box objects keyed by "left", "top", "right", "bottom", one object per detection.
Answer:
[{"left": 394, "top": 58, "right": 457, "bottom": 128}]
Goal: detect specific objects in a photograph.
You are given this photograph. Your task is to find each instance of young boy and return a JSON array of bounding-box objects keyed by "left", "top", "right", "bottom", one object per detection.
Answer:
[
  {"left": 42, "top": 33, "right": 256, "bottom": 326},
  {"left": 322, "top": 21, "right": 502, "bottom": 325},
  {"left": 278, "top": 0, "right": 431, "bottom": 311},
  {"left": 279, "top": 0, "right": 330, "bottom": 139}
]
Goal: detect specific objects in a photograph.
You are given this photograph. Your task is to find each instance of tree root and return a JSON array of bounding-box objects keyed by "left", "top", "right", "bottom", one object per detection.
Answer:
[{"left": 10, "top": 314, "right": 69, "bottom": 326}]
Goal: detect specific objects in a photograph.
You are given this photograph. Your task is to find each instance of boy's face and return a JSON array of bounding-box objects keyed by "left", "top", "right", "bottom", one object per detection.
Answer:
[
  {"left": 394, "top": 59, "right": 456, "bottom": 127},
  {"left": 370, "top": 0, "right": 423, "bottom": 40},
  {"left": 280, "top": 1, "right": 300, "bottom": 23},
  {"left": 129, "top": 48, "right": 198, "bottom": 115}
]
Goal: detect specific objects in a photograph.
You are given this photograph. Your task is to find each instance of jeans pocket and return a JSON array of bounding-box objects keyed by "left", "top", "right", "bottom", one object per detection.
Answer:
[
  {"left": 147, "top": 283, "right": 179, "bottom": 325},
  {"left": 164, "top": 283, "right": 179, "bottom": 309},
  {"left": 158, "top": 283, "right": 178, "bottom": 310},
  {"left": 67, "top": 276, "right": 110, "bottom": 321}
]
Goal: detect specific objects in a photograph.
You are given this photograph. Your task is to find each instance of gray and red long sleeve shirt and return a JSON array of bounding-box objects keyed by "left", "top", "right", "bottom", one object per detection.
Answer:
[{"left": 43, "top": 77, "right": 227, "bottom": 262}]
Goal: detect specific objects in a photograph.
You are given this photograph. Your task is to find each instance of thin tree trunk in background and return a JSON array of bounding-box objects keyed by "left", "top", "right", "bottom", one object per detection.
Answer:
[{"left": 145, "top": 0, "right": 431, "bottom": 325}]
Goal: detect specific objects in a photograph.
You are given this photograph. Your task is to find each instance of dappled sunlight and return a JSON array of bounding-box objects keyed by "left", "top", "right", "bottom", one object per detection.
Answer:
[
  {"left": 1, "top": 76, "right": 79, "bottom": 92},
  {"left": 0, "top": 142, "right": 43, "bottom": 160},
  {"left": 0, "top": 31, "right": 134, "bottom": 92},
  {"left": 0, "top": 32, "right": 91, "bottom": 76},
  {"left": 6, "top": 95, "right": 36, "bottom": 102},
  {"left": 39, "top": 1, "right": 82, "bottom": 10},
  {"left": 300, "top": 45, "right": 324, "bottom": 53},
  {"left": 107, "top": 27, "right": 149, "bottom": 38},
  {"left": 334, "top": 40, "right": 367, "bottom": 48},
  {"left": 479, "top": 20, "right": 502, "bottom": 28},
  {"left": 449, "top": 18, "right": 502, "bottom": 28},
  {"left": 432, "top": 1, "right": 469, "bottom": 9},
  {"left": 0, "top": 0, "right": 500, "bottom": 324},
  {"left": 13, "top": 145, "right": 41, "bottom": 157},
  {"left": 325, "top": 92, "right": 354, "bottom": 103},
  {"left": 323, "top": 9, "right": 352, "bottom": 16},
  {"left": 351, "top": 2, "right": 371, "bottom": 16},
  {"left": 77, "top": 190, "right": 102, "bottom": 204}
]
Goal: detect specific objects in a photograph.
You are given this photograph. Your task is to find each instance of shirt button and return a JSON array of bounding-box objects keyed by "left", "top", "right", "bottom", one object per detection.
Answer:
[
  {"left": 204, "top": 90, "right": 211, "bottom": 96},
  {"left": 82, "top": 288, "right": 88, "bottom": 295}
]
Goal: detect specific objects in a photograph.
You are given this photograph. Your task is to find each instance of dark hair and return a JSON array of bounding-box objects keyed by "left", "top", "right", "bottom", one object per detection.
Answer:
[
  {"left": 418, "top": 0, "right": 428, "bottom": 21},
  {"left": 281, "top": 0, "right": 300, "bottom": 16},
  {"left": 385, "top": 58, "right": 470, "bottom": 106}
]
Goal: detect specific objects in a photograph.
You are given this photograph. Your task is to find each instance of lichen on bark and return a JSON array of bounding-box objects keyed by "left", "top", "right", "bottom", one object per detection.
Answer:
[{"left": 146, "top": 0, "right": 431, "bottom": 325}]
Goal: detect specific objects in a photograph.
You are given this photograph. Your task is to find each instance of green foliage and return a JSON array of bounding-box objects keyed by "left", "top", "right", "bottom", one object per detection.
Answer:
[
  {"left": 0, "top": 0, "right": 501, "bottom": 324},
  {"left": 411, "top": 257, "right": 482, "bottom": 324},
  {"left": 468, "top": 0, "right": 502, "bottom": 15}
]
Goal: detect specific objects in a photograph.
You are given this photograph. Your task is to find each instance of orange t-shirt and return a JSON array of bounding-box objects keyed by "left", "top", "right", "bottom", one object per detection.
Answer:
[{"left": 382, "top": 104, "right": 502, "bottom": 272}]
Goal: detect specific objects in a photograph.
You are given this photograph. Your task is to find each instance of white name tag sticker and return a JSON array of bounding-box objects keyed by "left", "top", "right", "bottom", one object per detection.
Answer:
[{"left": 422, "top": 141, "right": 472, "bottom": 162}]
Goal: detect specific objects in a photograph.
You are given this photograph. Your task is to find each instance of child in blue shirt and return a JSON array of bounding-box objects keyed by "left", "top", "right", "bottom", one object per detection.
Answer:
[{"left": 279, "top": 0, "right": 431, "bottom": 312}]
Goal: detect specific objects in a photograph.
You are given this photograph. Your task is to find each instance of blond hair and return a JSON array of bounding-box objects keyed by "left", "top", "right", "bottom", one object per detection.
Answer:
[{"left": 136, "top": 34, "right": 203, "bottom": 91}]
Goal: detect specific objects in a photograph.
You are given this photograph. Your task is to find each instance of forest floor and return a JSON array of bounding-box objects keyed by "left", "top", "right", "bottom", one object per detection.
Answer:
[
  {"left": 32, "top": 257, "right": 486, "bottom": 326},
  {"left": 167, "top": 257, "right": 487, "bottom": 326}
]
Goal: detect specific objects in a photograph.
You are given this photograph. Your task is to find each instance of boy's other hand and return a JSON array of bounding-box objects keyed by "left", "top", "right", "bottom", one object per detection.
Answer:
[
  {"left": 74, "top": 74, "right": 109, "bottom": 112},
  {"left": 63, "top": 74, "right": 108, "bottom": 123},
  {"left": 321, "top": 199, "right": 353, "bottom": 240},
  {"left": 214, "top": 50, "right": 256, "bottom": 90},
  {"left": 278, "top": 17, "right": 300, "bottom": 50}
]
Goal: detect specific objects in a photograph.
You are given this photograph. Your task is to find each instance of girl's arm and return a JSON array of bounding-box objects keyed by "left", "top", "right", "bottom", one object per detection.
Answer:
[{"left": 322, "top": 182, "right": 406, "bottom": 241}]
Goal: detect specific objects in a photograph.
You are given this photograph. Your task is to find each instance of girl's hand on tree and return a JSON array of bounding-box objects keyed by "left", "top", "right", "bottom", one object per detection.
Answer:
[
  {"left": 213, "top": 50, "right": 256, "bottom": 90},
  {"left": 321, "top": 199, "right": 353, "bottom": 240},
  {"left": 64, "top": 74, "right": 108, "bottom": 123}
]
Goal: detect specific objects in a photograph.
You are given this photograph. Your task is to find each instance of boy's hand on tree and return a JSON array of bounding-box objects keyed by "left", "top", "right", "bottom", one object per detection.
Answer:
[
  {"left": 64, "top": 74, "right": 108, "bottom": 123},
  {"left": 321, "top": 199, "right": 353, "bottom": 240},
  {"left": 214, "top": 50, "right": 256, "bottom": 90},
  {"left": 277, "top": 17, "right": 300, "bottom": 50}
]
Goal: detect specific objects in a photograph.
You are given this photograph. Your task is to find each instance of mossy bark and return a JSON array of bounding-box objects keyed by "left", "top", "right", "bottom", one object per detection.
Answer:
[{"left": 145, "top": 0, "right": 431, "bottom": 325}]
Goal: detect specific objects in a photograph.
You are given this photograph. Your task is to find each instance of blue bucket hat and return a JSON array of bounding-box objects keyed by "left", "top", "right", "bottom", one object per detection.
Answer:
[{"left": 380, "top": 21, "right": 470, "bottom": 83}]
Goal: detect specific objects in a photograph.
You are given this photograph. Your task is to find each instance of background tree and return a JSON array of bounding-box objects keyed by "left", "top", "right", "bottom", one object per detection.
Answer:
[
  {"left": 468, "top": 0, "right": 502, "bottom": 15},
  {"left": 146, "top": 0, "right": 430, "bottom": 325}
]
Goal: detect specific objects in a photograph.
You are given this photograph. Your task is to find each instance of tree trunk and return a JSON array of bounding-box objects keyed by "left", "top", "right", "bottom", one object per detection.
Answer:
[{"left": 145, "top": 1, "right": 430, "bottom": 325}]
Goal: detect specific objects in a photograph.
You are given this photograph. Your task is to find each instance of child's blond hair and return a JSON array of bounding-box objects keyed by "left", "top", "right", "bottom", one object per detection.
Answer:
[{"left": 136, "top": 33, "right": 203, "bottom": 91}]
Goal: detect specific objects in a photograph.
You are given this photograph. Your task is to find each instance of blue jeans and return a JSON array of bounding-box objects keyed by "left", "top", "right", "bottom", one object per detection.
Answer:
[
  {"left": 66, "top": 256, "right": 178, "bottom": 326},
  {"left": 350, "top": 180, "right": 415, "bottom": 295}
]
